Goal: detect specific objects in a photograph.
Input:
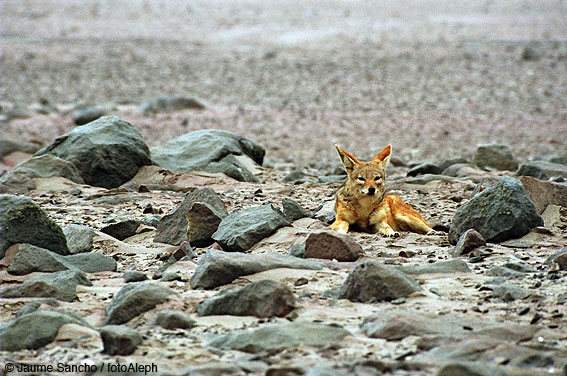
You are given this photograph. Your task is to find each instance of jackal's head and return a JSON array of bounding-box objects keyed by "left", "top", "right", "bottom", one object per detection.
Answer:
[{"left": 335, "top": 144, "right": 391, "bottom": 197}]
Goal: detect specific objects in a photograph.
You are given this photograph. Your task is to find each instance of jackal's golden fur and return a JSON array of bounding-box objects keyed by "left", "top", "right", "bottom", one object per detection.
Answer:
[{"left": 331, "top": 144, "right": 432, "bottom": 237}]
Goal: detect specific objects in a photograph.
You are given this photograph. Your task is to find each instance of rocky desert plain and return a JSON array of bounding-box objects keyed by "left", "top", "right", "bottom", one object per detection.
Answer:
[{"left": 1, "top": 1, "right": 567, "bottom": 375}]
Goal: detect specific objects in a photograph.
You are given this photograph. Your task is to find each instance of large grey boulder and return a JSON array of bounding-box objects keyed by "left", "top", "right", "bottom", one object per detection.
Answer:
[
  {"left": 0, "top": 194, "right": 69, "bottom": 258},
  {"left": 150, "top": 129, "right": 265, "bottom": 182},
  {"left": 304, "top": 231, "right": 363, "bottom": 262},
  {"left": 190, "top": 249, "right": 325, "bottom": 289},
  {"left": 0, "top": 155, "right": 85, "bottom": 194},
  {"left": 206, "top": 322, "right": 351, "bottom": 353},
  {"left": 0, "top": 310, "right": 90, "bottom": 351},
  {"left": 35, "top": 116, "right": 151, "bottom": 188},
  {"left": 338, "top": 260, "right": 422, "bottom": 302},
  {"left": 212, "top": 204, "right": 290, "bottom": 252},
  {"left": 196, "top": 279, "right": 296, "bottom": 318},
  {"left": 449, "top": 176, "right": 543, "bottom": 244},
  {"left": 104, "top": 282, "right": 175, "bottom": 325},
  {"left": 154, "top": 187, "right": 228, "bottom": 246}
]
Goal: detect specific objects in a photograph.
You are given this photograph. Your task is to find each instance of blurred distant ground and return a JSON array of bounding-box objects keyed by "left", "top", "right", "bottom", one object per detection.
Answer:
[{"left": 2, "top": 0, "right": 567, "bottom": 167}]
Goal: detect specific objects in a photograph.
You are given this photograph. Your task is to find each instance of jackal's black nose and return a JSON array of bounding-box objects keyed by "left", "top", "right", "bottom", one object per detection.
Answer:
[{"left": 367, "top": 187, "right": 376, "bottom": 195}]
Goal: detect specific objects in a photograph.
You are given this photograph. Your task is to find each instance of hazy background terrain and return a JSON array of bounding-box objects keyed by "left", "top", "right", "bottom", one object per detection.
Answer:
[{"left": 2, "top": 0, "right": 567, "bottom": 167}]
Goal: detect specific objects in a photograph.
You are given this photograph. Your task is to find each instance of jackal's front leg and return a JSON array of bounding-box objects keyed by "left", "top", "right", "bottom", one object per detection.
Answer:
[
  {"left": 370, "top": 208, "right": 400, "bottom": 237},
  {"left": 330, "top": 219, "right": 350, "bottom": 234}
]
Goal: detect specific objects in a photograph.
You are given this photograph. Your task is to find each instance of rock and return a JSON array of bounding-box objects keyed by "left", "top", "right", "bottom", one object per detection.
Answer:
[
  {"left": 288, "top": 243, "right": 305, "bottom": 258},
  {"left": 519, "top": 176, "right": 567, "bottom": 214},
  {"left": 104, "top": 282, "right": 175, "bottom": 325},
  {"left": 73, "top": 106, "right": 105, "bottom": 125},
  {"left": 54, "top": 323, "right": 103, "bottom": 350},
  {"left": 313, "top": 200, "right": 336, "bottom": 224},
  {"left": 101, "top": 218, "right": 142, "bottom": 240},
  {"left": 441, "top": 163, "right": 477, "bottom": 177},
  {"left": 395, "top": 259, "right": 471, "bottom": 274},
  {"left": 206, "top": 322, "right": 351, "bottom": 353},
  {"left": 1, "top": 270, "right": 92, "bottom": 302},
  {"left": 550, "top": 155, "right": 567, "bottom": 165},
  {"left": 451, "top": 229, "right": 486, "bottom": 257},
  {"left": 362, "top": 309, "right": 484, "bottom": 340},
  {"left": 0, "top": 310, "right": 90, "bottom": 351},
  {"left": 64, "top": 252, "right": 117, "bottom": 273},
  {"left": 438, "top": 362, "right": 509, "bottom": 376},
  {"left": 35, "top": 116, "right": 152, "bottom": 189},
  {"left": 123, "top": 270, "right": 149, "bottom": 283},
  {"left": 151, "top": 310, "right": 196, "bottom": 330},
  {"left": 0, "top": 155, "right": 85, "bottom": 194},
  {"left": 439, "top": 157, "right": 470, "bottom": 171},
  {"left": 99, "top": 325, "right": 142, "bottom": 355},
  {"left": 520, "top": 45, "right": 541, "bottom": 60},
  {"left": 196, "top": 279, "right": 296, "bottom": 318},
  {"left": 407, "top": 163, "right": 443, "bottom": 177},
  {"left": 150, "top": 129, "right": 264, "bottom": 182},
  {"left": 473, "top": 143, "right": 519, "bottom": 171},
  {"left": 16, "top": 298, "right": 59, "bottom": 317},
  {"left": 63, "top": 224, "right": 95, "bottom": 254},
  {"left": 544, "top": 249, "right": 567, "bottom": 271},
  {"left": 0, "top": 194, "right": 69, "bottom": 258},
  {"left": 486, "top": 266, "right": 527, "bottom": 279},
  {"left": 448, "top": 176, "right": 543, "bottom": 244},
  {"left": 338, "top": 260, "right": 422, "bottom": 302},
  {"left": 7, "top": 244, "right": 116, "bottom": 275},
  {"left": 0, "top": 139, "right": 41, "bottom": 158},
  {"left": 140, "top": 94, "right": 206, "bottom": 113},
  {"left": 212, "top": 204, "right": 290, "bottom": 252},
  {"left": 491, "top": 283, "right": 531, "bottom": 301},
  {"left": 304, "top": 231, "right": 363, "bottom": 261},
  {"left": 318, "top": 175, "right": 346, "bottom": 183},
  {"left": 517, "top": 160, "right": 567, "bottom": 180},
  {"left": 154, "top": 187, "right": 228, "bottom": 246},
  {"left": 7, "top": 243, "right": 74, "bottom": 275},
  {"left": 281, "top": 170, "right": 305, "bottom": 183},
  {"left": 282, "top": 198, "right": 311, "bottom": 221},
  {"left": 190, "top": 249, "right": 324, "bottom": 289}
]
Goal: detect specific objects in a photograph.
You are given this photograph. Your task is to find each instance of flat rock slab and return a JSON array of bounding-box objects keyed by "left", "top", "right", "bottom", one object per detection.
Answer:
[
  {"left": 7, "top": 243, "right": 116, "bottom": 275},
  {"left": 151, "top": 310, "right": 196, "bottom": 330},
  {"left": 395, "top": 259, "right": 471, "bottom": 275},
  {"left": 196, "top": 279, "right": 296, "bottom": 318},
  {"left": 212, "top": 204, "right": 290, "bottom": 252},
  {"left": 0, "top": 154, "right": 84, "bottom": 194},
  {"left": 520, "top": 176, "right": 567, "bottom": 214},
  {"left": 190, "top": 249, "right": 325, "bottom": 289},
  {"left": 449, "top": 176, "right": 543, "bottom": 244},
  {"left": 1, "top": 270, "right": 92, "bottom": 302},
  {"left": 1, "top": 310, "right": 90, "bottom": 351},
  {"left": 206, "top": 322, "right": 351, "bottom": 353},
  {"left": 338, "top": 260, "right": 422, "bottom": 302},
  {"left": 104, "top": 282, "right": 175, "bottom": 325},
  {"left": 0, "top": 194, "right": 69, "bottom": 258}
]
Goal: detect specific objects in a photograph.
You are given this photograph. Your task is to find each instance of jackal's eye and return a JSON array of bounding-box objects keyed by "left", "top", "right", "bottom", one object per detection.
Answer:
[
  {"left": 374, "top": 176, "right": 381, "bottom": 181},
  {"left": 357, "top": 176, "right": 365, "bottom": 183}
]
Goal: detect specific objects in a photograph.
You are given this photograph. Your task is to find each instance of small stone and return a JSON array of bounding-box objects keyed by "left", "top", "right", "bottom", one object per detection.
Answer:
[
  {"left": 304, "top": 231, "right": 363, "bottom": 261},
  {"left": 100, "top": 325, "right": 142, "bottom": 355},
  {"left": 451, "top": 229, "right": 486, "bottom": 257},
  {"left": 288, "top": 243, "right": 305, "bottom": 258},
  {"left": 100, "top": 218, "right": 142, "bottom": 241},
  {"left": 282, "top": 198, "right": 311, "bottom": 221},
  {"left": 151, "top": 310, "right": 196, "bottom": 330},
  {"left": 123, "top": 270, "right": 149, "bottom": 283},
  {"left": 63, "top": 224, "right": 94, "bottom": 254},
  {"left": 281, "top": 170, "right": 305, "bottom": 183},
  {"left": 338, "top": 260, "right": 422, "bottom": 302},
  {"left": 407, "top": 163, "right": 443, "bottom": 177},
  {"left": 196, "top": 279, "right": 296, "bottom": 318},
  {"left": 73, "top": 106, "right": 105, "bottom": 125},
  {"left": 473, "top": 143, "right": 519, "bottom": 171}
]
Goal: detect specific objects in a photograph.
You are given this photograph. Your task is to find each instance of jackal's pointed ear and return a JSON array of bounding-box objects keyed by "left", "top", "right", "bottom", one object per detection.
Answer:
[
  {"left": 373, "top": 144, "right": 392, "bottom": 167},
  {"left": 335, "top": 144, "right": 359, "bottom": 173}
]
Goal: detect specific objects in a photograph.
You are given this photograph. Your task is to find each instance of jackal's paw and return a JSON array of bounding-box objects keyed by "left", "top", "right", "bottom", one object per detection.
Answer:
[
  {"left": 380, "top": 229, "right": 399, "bottom": 238},
  {"left": 426, "top": 229, "right": 445, "bottom": 236}
]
